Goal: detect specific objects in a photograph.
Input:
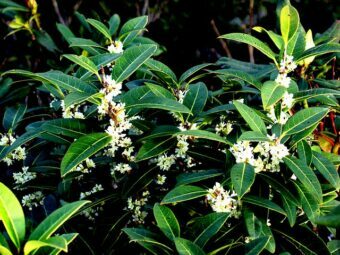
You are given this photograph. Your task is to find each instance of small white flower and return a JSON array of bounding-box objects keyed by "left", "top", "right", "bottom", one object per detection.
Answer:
[
  {"left": 156, "top": 154, "right": 176, "bottom": 171},
  {"left": 107, "top": 41, "right": 124, "bottom": 54},
  {"left": 112, "top": 163, "right": 132, "bottom": 174},
  {"left": 21, "top": 191, "right": 44, "bottom": 210},
  {"left": 275, "top": 73, "right": 291, "bottom": 88},
  {"left": 282, "top": 92, "right": 294, "bottom": 109},
  {"left": 156, "top": 174, "right": 167, "bottom": 185},
  {"left": 13, "top": 166, "right": 36, "bottom": 185}
]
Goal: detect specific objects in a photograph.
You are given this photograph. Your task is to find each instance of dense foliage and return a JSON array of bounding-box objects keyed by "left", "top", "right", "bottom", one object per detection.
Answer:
[{"left": 0, "top": 0, "right": 339, "bottom": 254}]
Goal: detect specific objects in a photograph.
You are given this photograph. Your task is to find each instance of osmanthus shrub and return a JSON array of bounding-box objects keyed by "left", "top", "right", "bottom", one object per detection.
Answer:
[{"left": 0, "top": 2, "right": 339, "bottom": 255}]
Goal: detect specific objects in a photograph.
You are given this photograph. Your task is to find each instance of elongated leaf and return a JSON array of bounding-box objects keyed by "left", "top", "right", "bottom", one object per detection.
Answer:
[
  {"left": 238, "top": 131, "right": 270, "bottom": 142},
  {"left": 243, "top": 195, "right": 286, "bottom": 215},
  {"left": 153, "top": 203, "right": 180, "bottom": 241},
  {"left": 138, "top": 125, "right": 179, "bottom": 142},
  {"left": 119, "top": 16, "right": 148, "bottom": 45},
  {"left": 176, "top": 170, "right": 223, "bottom": 186},
  {"left": 136, "top": 137, "right": 175, "bottom": 161},
  {"left": 144, "top": 59, "right": 177, "bottom": 85},
  {"left": 233, "top": 101, "right": 267, "bottom": 135},
  {"left": 60, "top": 133, "right": 112, "bottom": 176},
  {"left": 123, "top": 228, "right": 172, "bottom": 255},
  {"left": 3, "top": 104, "right": 26, "bottom": 131},
  {"left": 125, "top": 96, "right": 190, "bottom": 113},
  {"left": 312, "top": 152, "right": 340, "bottom": 191},
  {"left": 63, "top": 54, "right": 99, "bottom": 80},
  {"left": 296, "top": 43, "right": 340, "bottom": 62},
  {"left": 194, "top": 213, "right": 229, "bottom": 248},
  {"left": 253, "top": 27, "right": 283, "bottom": 49},
  {"left": 280, "top": 4, "right": 299, "bottom": 45},
  {"left": 29, "top": 200, "right": 90, "bottom": 240},
  {"left": 24, "top": 237, "right": 67, "bottom": 255},
  {"left": 0, "top": 182, "right": 25, "bottom": 249},
  {"left": 145, "top": 83, "right": 176, "bottom": 99},
  {"left": 213, "top": 69, "right": 262, "bottom": 89},
  {"left": 41, "top": 119, "right": 89, "bottom": 138},
  {"left": 3, "top": 70, "right": 97, "bottom": 93},
  {"left": 297, "top": 140, "right": 312, "bottom": 166},
  {"left": 283, "top": 156, "right": 322, "bottom": 202},
  {"left": 294, "top": 182, "right": 319, "bottom": 221},
  {"left": 246, "top": 236, "right": 271, "bottom": 255},
  {"left": 112, "top": 45, "right": 157, "bottom": 83},
  {"left": 293, "top": 88, "right": 340, "bottom": 101},
  {"left": 219, "top": 33, "right": 277, "bottom": 62},
  {"left": 109, "top": 14, "right": 120, "bottom": 35},
  {"left": 48, "top": 233, "right": 78, "bottom": 255},
  {"left": 282, "top": 107, "right": 328, "bottom": 137},
  {"left": 183, "top": 82, "right": 208, "bottom": 120},
  {"left": 69, "top": 37, "right": 103, "bottom": 49},
  {"left": 281, "top": 194, "right": 297, "bottom": 227},
  {"left": 261, "top": 81, "right": 286, "bottom": 109},
  {"left": 161, "top": 185, "right": 207, "bottom": 204},
  {"left": 86, "top": 18, "right": 111, "bottom": 41},
  {"left": 315, "top": 205, "right": 340, "bottom": 228},
  {"left": 179, "top": 63, "right": 212, "bottom": 84},
  {"left": 64, "top": 91, "right": 101, "bottom": 108},
  {"left": 174, "top": 130, "right": 230, "bottom": 145},
  {"left": 231, "top": 163, "right": 255, "bottom": 198},
  {"left": 174, "top": 238, "right": 206, "bottom": 255}
]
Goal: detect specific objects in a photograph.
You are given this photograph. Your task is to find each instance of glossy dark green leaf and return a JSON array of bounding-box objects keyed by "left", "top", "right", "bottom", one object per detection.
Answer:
[
  {"left": 174, "top": 238, "right": 206, "bottom": 255},
  {"left": 153, "top": 203, "right": 180, "bottom": 241},
  {"left": 231, "top": 163, "right": 255, "bottom": 198},
  {"left": 161, "top": 185, "right": 207, "bottom": 204}
]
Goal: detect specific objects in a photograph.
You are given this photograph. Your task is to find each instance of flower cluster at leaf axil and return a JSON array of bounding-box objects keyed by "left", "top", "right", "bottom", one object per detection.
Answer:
[
  {"left": 0, "top": 133, "right": 26, "bottom": 166},
  {"left": 275, "top": 54, "right": 297, "bottom": 88},
  {"left": 21, "top": 191, "right": 44, "bottom": 210},
  {"left": 13, "top": 166, "right": 36, "bottom": 186},
  {"left": 126, "top": 191, "right": 150, "bottom": 224},
  {"left": 206, "top": 182, "right": 241, "bottom": 218}
]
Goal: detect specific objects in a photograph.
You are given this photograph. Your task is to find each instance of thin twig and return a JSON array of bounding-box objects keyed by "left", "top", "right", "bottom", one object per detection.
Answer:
[
  {"left": 51, "top": 0, "right": 66, "bottom": 25},
  {"left": 67, "top": 0, "right": 83, "bottom": 25},
  {"left": 248, "top": 0, "right": 255, "bottom": 63},
  {"left": 210, "top": 19, "right": 232, "bottom": 58}
]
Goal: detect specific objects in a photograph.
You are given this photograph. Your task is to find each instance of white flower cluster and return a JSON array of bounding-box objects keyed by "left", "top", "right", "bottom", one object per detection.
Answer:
[
  {"left": 156, "top": 154, "right": 176, "bottom": 171},
  {"left": 73, "top": 158, "right": 96, "bottom": 178},
  {"left": 0, "top": 133, "right": 26, "bottom": 166},
  {"left": 79, "top": 184, "right": 104, "bottom": 200},
  {"left": 230, "top": 137, "right": 289, "bottom": 173},
  {"left": 215, "top": 116, "right": 233, "bottom": 136},
  {"left": 80, "top": 205, "right": 104, "bottom": 221},
  {"left": 266, "top": 106, "right": 290, "bottom": 125},
  {"left": 13, "top": 166, "right": 36, "bottom": 186},
  {"left": 61, "top": 100, "right": 85, "bottom": 119},
  {"left": 281, "top": 91, "right": 294, "bottom": 109},
  {"left": 107, "top": 40, "right": 124, "bottom": 54},
  {"left": 21, "top": 191, "right": 44, "bottom": 210},
  {"left": 126, "top": 191, "right": 150, "bottom": 224},
  {"left": 206, "top": 182, "right": 240, "bottom": 218},
  {"left": 275, "top": 54, "right": 297, "bottom": 88},
  {"left": 111, "top": 162, "right": 132, "bottom": 175},
  {"left": 155, "top": 174, "right": 167, "bottom": 185},
  {"left": 175, "top": 135, "right": 196, "bottom": 168}
]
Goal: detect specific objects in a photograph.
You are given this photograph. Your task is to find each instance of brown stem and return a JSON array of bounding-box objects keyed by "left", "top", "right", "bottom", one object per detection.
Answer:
[
  {"left": 248, "top": 0, "right": 255, "bottom": 63},
  {"left": 51, "top": 0, "right": 66, "bottom": 25},
  {"left": 210, "top": 19, "right": 232, "bottom": 58}
]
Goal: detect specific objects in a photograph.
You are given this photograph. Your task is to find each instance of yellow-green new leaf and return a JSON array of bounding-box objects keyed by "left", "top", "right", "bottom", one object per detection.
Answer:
[
  {"left": 280, "top": 5, "right": 300, "bottom": 46},
  {"left": 0, "top": 182, "right": 25, "bottom": 250},
  {"left": 24, "top": 237, "right": 67, "bottom": 255}
]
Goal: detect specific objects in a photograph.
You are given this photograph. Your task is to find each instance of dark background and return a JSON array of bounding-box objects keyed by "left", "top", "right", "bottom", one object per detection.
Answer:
[{"left": 1, "top": 0, "right": 339, "bottom": 74}]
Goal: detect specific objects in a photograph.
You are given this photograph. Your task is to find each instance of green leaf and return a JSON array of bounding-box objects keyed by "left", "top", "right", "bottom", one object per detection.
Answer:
[
  {"left": 283, "top": 156, "right": 323, "bottom": 202},
  {"left": 261, "top": 81, "right": 286, "bottom": 109},
  {"left": 312, "top": 152, "right": 340, "bottom": 191},
  {"left": 174, "top": 130, "right": 230, "bottom": 145},
  {"left": 41, "top": 119, "right": 89, "bottom": 138},
  {"left": 144, "top": 59, "right": 177, "bottom": 85},
  {"left": 64, "top": 91, "right": 101, "bottom": 108},
  {"left": 48, "top": 233, "right": 78, "bottom": 255},
  {"left": 112, "top": 45, "right": 157, "bottom": 83},
  {"left": 183, "top": 82, "right": 208, "bottom": 121},
  {"left": 231, "top": 163, "right": 255, "bottom": 198},
  {"left": 63, "top": 54, "right": 100, "bottom": 80},
  {"left": 243, "top": 195, "right": 286, "bottom": 215},
  {"left": 295, "top": 43, "right": 340, "bottom": 62},
  {"left": 246, "top": 236, "right": 271, "bottom": 255},
  {"left": 176, "top": 170, "right": 223, "bottom": 186},
  {"left": 252, "top": 27, "right": 283, "bottom": 50},
  {"left": 3, "top": 104, "right": 26, "bottom": 131},
  {"left": 294, "top": 182, "right": 320, "bottom": 221},
  {"left": 293, "top": 88, "right": 340, "bottom": 101},
  {"left": 56, "top": 23, "right": 75, "bottom": 44},
  {"left": 136, "top": 137, "right": 175, "bottom": 161},
  {"left": 327, "top": 240, "right": 340, "bottom": 255},
  {"left": 109, "top": 14, "right": 120, "bottom": 35},
  {"left": 69, "top": 37, "right": 103, "bottom": 49},
  {"left": 161, "top": 185, "right": 207, "bottom": 204},
  {"left": 3, "top": 70, "right": 97, "bottom": 93},
  {"left": 213, "top": 69, "right": 262, "bottom": 89},
  {"left": 238, "top": 131, "right": 270, "bottom": 142},
  {"left": 138, "top": 125, "right": 179, "bottom": 142},
  {"left": 281, "top": 194, "right": 297, "bottom": 227},
  {"left": 179, "top": 63, "right": 211, "bottom": 85},
  {"left": 29, "top": 200, "right": 90, "bottom": 240},
  {"left": 282, "top": 107, "right": 328, "bottom": 137},
  {"left": 145, "top": 82, "right": 176, "bottom": 100},
  {"left": 297, "top": 140, "right": 312, "bottom": 166},
  {"left": 233, "top": 101, "right": 267, "bottom": 135},
  {"left": 174, "top": 238, "right": 206, "bottom": 255},
  {"left": 219, "top": 33, "right": 277, "bottom": 63},
  {"left": 153, "top": 203, "right": 180, "bottom": 241},
  {"left": 194, "top": 213, "right": 229, "bottom": 248},
  {"left": 60, "top": 133, "right": 112, "bottom": 176},
  {"left": 0, "top": 182, "right": 25, "bottom": 249},
  {"left": 24, "top": 237, "right": 67, "bottom": 255},
  {"left": 86, "top": 18, "right": 112, "bottom": 41},
  {"left": 280, "top": 4, "right": 300, "bottom": 46},
  {"left": 119, "top": 16, "right": 148, "bottom": 45},
  {"left": 125, "top": 96, "right": 191, "bottom": 113},
  {"left": 123, "top": 228, "right": 172, "bottom": 255}
]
